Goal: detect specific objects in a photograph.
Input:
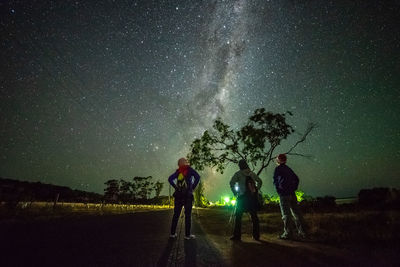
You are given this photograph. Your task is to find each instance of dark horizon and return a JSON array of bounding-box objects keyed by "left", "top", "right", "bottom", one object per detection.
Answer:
[
  {"left": 0, "top": 175, "right": 389, "bottom": 202},
  {"left": 1, "top": 0, "right": 399, "bottom": 201}
]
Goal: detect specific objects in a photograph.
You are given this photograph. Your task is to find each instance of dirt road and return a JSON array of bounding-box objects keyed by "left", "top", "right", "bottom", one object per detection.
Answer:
[{"left": 0, "top": 210, "right": 223, "bottom": 267}]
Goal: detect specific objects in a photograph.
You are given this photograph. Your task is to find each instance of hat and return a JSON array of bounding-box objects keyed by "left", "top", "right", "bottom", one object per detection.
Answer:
[
  {"left": 238, "top": 159, "right": 249, "bottom": 170},
  {"left": 277, "top": 154, "right": 287, "bottom": 163}
]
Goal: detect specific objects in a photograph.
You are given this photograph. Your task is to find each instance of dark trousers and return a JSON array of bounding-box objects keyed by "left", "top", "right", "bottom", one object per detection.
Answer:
[
  {"left": 233, "top": 195, "right": 260, "bottom": 239},
  {"left": 170, "top": 196, "right": 193, "bottom": 236}
]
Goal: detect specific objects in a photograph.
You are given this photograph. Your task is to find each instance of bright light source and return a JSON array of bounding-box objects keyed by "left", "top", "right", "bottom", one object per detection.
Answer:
[
  {"left": 234, "top": 184, "right": 239, "bottom": 192},
  {"left": 231, "top": 199, "right": 236, "bottom": 205},
  {"left": 224, "top": 197, "right": 230, "bottom": 203}
]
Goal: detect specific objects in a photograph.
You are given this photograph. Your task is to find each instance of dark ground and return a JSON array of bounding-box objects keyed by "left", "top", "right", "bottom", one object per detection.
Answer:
[
  {"left": 1, "top": 208, "right": 399, "bottom": 267},
  {"left": 0, "top": 209, "right": 223, "bottom": 267},
  {"left": 197, "top": 208, "right": 400, "bottom": 267}
]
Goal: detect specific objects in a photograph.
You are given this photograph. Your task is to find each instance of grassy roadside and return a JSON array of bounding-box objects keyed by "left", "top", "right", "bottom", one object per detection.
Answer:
[
  {"left": 0, "top": 201, "right": 171, "bottom": 221},
  {"left": 196, "top": 207, "right": 400, "bottom": 266},
  {"left": 197, "top": 206, "right": 400, "bottom": 246}
]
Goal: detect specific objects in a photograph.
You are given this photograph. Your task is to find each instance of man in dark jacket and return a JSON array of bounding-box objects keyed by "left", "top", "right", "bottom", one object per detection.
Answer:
[
  {"left": 168, "top": 157, "right": 200, "bottom": 240},
  {"left": 273, "top": 154, "right": 306, "bottom": 239},
  {"left": 229, "top": 159, "right": 262, "bottom": 241}
]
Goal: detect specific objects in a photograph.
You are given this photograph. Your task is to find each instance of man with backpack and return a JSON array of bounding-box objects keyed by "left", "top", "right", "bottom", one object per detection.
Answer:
[
  {"left": 273, "top": 154, "right": 306, "bottom": 239},
  {"left": 168, "top": 157, "right": 200, "bottom": 240},
  {"left": 229, "top": 159, "right": 262, "bottom": 241}
]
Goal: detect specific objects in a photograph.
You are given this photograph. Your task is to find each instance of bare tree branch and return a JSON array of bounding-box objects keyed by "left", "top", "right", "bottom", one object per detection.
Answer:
[
  {"left": 286, "top": 152, "right": 313, "bottom": 159},
  {"left": 285, "top": 122, "right": 317, "bottom": 155},
  {"left": 222, "top": 156, "right": 237, "bottom": 163}
]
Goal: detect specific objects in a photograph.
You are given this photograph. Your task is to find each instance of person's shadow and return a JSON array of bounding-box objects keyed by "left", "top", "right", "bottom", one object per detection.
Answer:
[
  {"left": 156, "top": 238, "right": 198, "bottom": 267},
  {"left": 184, "top": 239, "right": 197, "bottom": 267},
  {"left": 157, "top": 239, "right": 175, "bottom": 267}
]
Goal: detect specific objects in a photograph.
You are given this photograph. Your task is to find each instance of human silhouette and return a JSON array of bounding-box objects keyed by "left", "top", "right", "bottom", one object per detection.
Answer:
[
  {"left": 168, "top": 157, "right": 200, "bottom": 239},
  {"left": 229, "top": 159, "right": 262, "bottom": 241},
  {"left": 273, "top": 154, "right": 306, "bottom": 239}
]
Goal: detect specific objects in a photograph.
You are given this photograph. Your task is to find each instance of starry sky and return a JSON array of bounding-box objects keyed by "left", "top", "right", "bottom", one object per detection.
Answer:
[{"left": 1, "top": 0, "right": 399, "bottom": 200}]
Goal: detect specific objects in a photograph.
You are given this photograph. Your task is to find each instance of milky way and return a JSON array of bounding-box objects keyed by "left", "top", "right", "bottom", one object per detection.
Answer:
[
  {"left": 187, "top": 0, "right": 249, "bottom": 130},
  {"left": 0, "top": 0, "right": 399, "bottom": 200}
]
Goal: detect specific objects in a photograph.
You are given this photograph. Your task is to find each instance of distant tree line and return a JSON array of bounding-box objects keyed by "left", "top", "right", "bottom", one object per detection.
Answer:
[
  {"left": 358, "top": 187, "right": 400, "bottom": 208},
  {"left": 0, "top": 177, "right": 103, "bottom": 203},
  {"left": 104, "top": 176, "right": 164, "bottom": 204},
  {"left": 2, "top": 176, "right": 399, "bottom": 211},
  {"left": 260, "top": 187, "right": 400, "bottom": 212}
]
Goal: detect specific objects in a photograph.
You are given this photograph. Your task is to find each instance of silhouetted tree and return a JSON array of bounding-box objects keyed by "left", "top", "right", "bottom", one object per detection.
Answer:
[
  {"left": 358, "top": 187, "right": 400, "bottom": 207},
  {"left": 104, "top": 179, "right": 120, "bottom": 203},
  {"left": 119, "top": 179, "right": 132, "bottom": 203},
  {"left": 133, "top": 176, "right": 154, "bottom": 200},
  {"left": 194, "top": 181, "right": 208, "bottom": 207},
  {"left": 187, "top": 108, "right": 316, "bottom": 175},
  {"left": 315, "top": 196, "right": 336, "bottom": 208},
  {"left": 154, "top": 181, "right": 164, "bottom": 199}
]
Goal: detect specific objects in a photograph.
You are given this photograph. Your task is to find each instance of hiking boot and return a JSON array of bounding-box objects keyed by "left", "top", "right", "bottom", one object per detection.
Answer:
[
  {"left": 184, "top": 234, "right": 196, "bottom": 240},
  {"left": 230, "top": 235, "right": 241, "bottom": 241},
  {"left": 169, "top": 233, "right": 177, "bottom": 239}
]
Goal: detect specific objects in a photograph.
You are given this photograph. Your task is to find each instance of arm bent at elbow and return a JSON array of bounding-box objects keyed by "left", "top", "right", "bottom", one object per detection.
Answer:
[
  {"left": 229, "top": 173, "right": 238, "bottom": 195},
  {"left": 253, "top": 173, "right": 263, "bottom": 191},
  {"left": 168, "top": 172, "right": 178, "bottom": 190},
  {"left": 191, "top": 169, "right": 201, "bottom": 190}
]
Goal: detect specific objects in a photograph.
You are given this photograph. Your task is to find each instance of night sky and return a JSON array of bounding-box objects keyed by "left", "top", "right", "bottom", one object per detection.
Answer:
[{"left": 1, "top": 0, "right": 399, "bottom": 200}]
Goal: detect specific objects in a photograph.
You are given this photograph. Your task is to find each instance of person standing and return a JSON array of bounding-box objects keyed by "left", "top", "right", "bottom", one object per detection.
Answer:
[
  {"left": 273, "top": 154, "right": 306, "bottom": 239},
  {"left": 229, "top": 159, "right": 262, "bottom": 241},
  {"left": 168, "top": 157, "right": 200, "bottom": 240}
]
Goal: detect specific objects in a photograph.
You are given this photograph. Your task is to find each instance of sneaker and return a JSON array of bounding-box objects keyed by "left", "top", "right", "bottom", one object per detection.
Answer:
[
  {"left": 279, "top": 233, "right": 291, "bottom": 240},
  {"left": 297, "top": 231, "right": 307, "bottom": 239},
  {"left": 184, "top": 234, "right": 196, "bottom": 240},
  {"left": 170, "top": 233, "right": 177, "bottom": 238},
  {"left": 230, "top": 235, "right": 241, "bottom": 241}
]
